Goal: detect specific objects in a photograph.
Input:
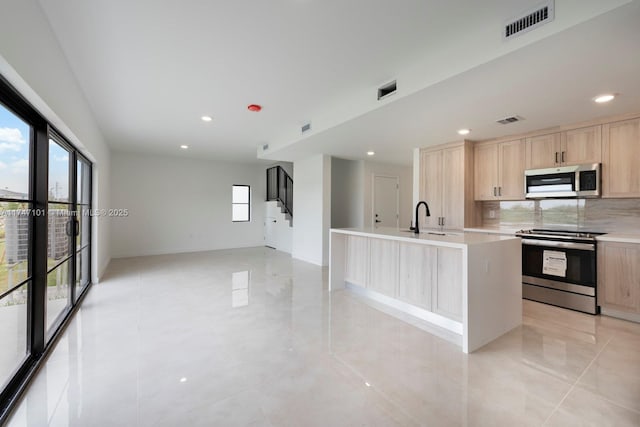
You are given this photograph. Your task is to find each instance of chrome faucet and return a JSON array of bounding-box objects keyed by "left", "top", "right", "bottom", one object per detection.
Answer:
[{"left": 411, "top": 201, "right": 431, "bottom": 234}]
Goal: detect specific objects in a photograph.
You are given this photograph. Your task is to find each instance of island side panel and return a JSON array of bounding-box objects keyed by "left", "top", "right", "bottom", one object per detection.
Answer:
[
  {"left": 464, "top": 238, "right": 522, "bottom": 353},
  {"left": 329, "top": 231, "right": 346, "bottom": 291}
]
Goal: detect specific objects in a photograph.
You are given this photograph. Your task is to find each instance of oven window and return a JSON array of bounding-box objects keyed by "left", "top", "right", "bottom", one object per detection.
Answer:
[{"left": 522, "top": 245, "right": 595, "bottom": 287}]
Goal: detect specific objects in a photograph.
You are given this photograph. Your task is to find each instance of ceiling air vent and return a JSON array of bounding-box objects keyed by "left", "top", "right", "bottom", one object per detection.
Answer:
[
  {"left": 496, "top": 115, "right": 524, "bottom": 125},
  {"left": 504, "top": 1, "right": 554, "bottom": 40},
  {"left": 377, "top": 80, "right": 397, "bottom": 100},
  {"left": 301, "top": 122, "right": 312, "bottom": 134}
]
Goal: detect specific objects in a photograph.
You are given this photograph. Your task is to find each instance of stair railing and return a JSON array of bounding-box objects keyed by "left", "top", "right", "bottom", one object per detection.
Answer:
[{"left": 266, "top": 166, "right": 293, "bottom": 218}]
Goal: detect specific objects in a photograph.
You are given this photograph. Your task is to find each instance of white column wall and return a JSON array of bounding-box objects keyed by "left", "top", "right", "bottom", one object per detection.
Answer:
[{"left": 292, "top": 155, "right": 331, "bottom": 266}]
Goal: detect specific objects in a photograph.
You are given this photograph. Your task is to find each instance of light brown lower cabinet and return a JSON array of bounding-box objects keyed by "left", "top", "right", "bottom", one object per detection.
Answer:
[
  {"left": 344, "top": 236, "right": 463, "bottom": 322},
  {"left": 598, "top": 241, "right": 640, "bottom": 315},
  {"left": 398, "top": 243, "right": 436, "bottom": 309},
  {"left": 344, "top": 235, "right": 368, "bottom": 286},
  {"left": 369, "top": 239, "right": 398, "bottom": 297},
  {"left": 433, "top": 247, "right": 463, "bottom": 321}
]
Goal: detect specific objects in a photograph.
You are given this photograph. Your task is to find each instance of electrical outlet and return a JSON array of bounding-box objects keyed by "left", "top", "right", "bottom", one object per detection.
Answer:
[{"left": 489, "top": 210, "right": 496, "bottom": 219}]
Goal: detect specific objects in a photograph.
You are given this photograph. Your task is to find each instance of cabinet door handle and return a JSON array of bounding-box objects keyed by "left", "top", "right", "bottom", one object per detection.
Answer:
[
  {"left": 555, "top": 152, "right": 559, "bottom": 164},
  {"left": 442, "top": 217, "right": 445, "bottom": 226},
  {"left": 498, "top": 186, "right": 502, "bottom": 196},
  {"left": 561, "top": 151, "right": 565, "bottom": 163},
  {"left": 493, "top": 187, "right": 497, "bottom": 196}
]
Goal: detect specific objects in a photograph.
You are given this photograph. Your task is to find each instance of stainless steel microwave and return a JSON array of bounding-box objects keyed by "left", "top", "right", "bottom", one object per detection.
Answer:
[{"left": 524, "top": 163, "right": 601, "bottom": 199}]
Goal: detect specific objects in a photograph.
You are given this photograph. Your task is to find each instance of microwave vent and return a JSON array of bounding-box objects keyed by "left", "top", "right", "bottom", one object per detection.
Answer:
[
  {"left": 504, "top": 1, "right": 555, "bottom": 40},
  {"left": 496, "top": 115, "right": 524, "bottom": 125}
]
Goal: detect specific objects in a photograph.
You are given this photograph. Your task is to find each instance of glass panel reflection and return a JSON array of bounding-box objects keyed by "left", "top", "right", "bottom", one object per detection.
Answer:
[
  {"left": 75, "top": 247, "right": 90, "bottom": 300},
  {"left": 48, "top": 139, "right": 70, "bottom": 203},
  {"left": 0, "top": 282, "right": 28, "bottom": 389},
  {"left": 48, "top": 204, "right": 71, "bottom": 268},
  {"left": 76, "top": 210, "right": 82, "bottom": 251},
  {"left": 81, "top": 206, "right": 90, "bottom": 248},
  {"left": 231, "top": 271, "right": 250, "bottom": 308},
  {"left": 0, "top": 103, "right": 31, "bottom": 200},
  {"left": 46, "top": 261, "right": 70, "bottom": 334},
  {"left": 0, "top": 201, "right": 31, "bottom": 295},
  {"left": 78, "top": 159, "right": 91, "bottom": 205}
]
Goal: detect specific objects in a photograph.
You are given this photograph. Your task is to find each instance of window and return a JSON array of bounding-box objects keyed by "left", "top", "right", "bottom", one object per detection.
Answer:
[
  {"left": 0, "top": 75, "right": 93, "bottom": 421},
  {"left": 0, "top": 101, "right": 31, "bottom": 392},
  {"left": 232, "top": 185, "right": 250, "bottom": 222}
]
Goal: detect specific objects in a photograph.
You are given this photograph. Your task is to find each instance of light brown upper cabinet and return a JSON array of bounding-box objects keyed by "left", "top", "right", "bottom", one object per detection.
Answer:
[
  {"left": 563, "top": 125, "right": 602, "bottom": 165},
  {"left": 419, "top": 141, "right": 473, "bottom": 229},
  {"left": 602, "top": 118, "right": 640, "bottom": 198},
  {"left": 526, "top": 133, "right": 561, "bottom": 169},
  {"left": 474, "top": 139, "right": 525, "bottom": 201},
  {"left": 526, "top": 126, "right": 601, "bottom": 169}
]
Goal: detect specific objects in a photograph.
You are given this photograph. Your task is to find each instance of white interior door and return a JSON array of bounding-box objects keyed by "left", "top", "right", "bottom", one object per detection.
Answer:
[
  {"left": 264, "top": 217, "right": 276, "bottom": 248},
  {"left": 373, "top": 175, "right": 399, "bottom": 228}
]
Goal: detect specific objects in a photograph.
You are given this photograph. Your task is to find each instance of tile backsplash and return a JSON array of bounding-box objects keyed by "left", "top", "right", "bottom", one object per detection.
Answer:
[{"left": 480, "top": 198, "right": 640, "bottom": 232}]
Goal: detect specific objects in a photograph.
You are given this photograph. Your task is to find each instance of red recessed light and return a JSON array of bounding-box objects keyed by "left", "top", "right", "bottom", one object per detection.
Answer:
[{"left": 247, "top": 104, "right": 262, "bottom": 112}]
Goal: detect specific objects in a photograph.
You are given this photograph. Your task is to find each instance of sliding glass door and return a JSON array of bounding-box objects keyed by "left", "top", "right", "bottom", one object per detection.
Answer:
[
  {"left": 0, "top": 76, "right": 93, "bottom": 420},
  {"left": 46, "top": 134, "right": 72, "bottom": 338},
  {"left": 0, "top": 101, "right": 32, "bottom": 392}
]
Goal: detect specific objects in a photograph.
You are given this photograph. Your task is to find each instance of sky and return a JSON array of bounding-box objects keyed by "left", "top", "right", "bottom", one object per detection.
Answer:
[{"left": 0, "top": 102, "right": 70, "bottom": 201}]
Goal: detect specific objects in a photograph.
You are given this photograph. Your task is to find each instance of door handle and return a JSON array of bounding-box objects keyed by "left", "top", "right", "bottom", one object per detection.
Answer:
[
  {"left": 561, "top": 151, "right": 566, "bottom": 163},
  {"left": 555, "top": 152, "right": 559, "bottom": 164},
  {"left": 375, "top": 219, "right": 382, "bottom": 223},
  {"left": 493, "top": 187, "right": 497, "bottom": 196},
  {"left": 498, "top": 186, "right": 502, "bottom": 196},
  {"left": 272, "top": 220, "right": 277, "bottom": 223}
]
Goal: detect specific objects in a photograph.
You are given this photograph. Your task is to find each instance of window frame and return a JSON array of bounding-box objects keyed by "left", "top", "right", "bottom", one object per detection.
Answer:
[
  {"left": 0, "top": 73, "right": 94, "bottom": 424},
  {"left": 231, "top": 184, "right": 251, "bottom": 222}
]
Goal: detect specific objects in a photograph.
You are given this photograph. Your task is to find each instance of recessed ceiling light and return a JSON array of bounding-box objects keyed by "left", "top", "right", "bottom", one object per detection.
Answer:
[
  {"left": 457, "top": 128, "right": 471, "bottom": 135},
  {"left": 201, "top": 115, "right": 212, "bottom": 122},
  {"left": 367, "top": 151, "right": 375, "bottom": 156},
  {"left": 180, "top": 377, "right": 187, "bottom": 383},
  {"left": 180, "top": 145, "right": 189, "bottom": 149},
  {"left": 593, "top": 94, "right": 615, "bottom": 103}
]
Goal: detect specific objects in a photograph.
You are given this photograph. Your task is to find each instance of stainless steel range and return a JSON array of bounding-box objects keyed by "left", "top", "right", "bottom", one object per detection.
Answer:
[{"left": 515, "top": 229, "right": 606, "bottom": 314}]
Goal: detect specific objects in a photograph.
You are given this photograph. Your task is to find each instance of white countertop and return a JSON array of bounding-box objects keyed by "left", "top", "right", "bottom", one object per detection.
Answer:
[
  {"left": 331, "top": 227, "right": 519, "bottom": 248},
  {"left": 597, "top": 233, "right": 640, "bottom": 244},
  {"left": 463, "top": 226, "right": 522, "bottom": 236}
]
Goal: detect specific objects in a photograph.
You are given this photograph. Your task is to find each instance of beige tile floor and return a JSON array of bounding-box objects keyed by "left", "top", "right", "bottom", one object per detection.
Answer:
[{"left": 6, "top": 247, "right": 640, "bottom": 426}]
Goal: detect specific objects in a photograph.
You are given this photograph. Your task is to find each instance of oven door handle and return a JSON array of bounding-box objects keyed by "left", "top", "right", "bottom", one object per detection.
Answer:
[{"left": 521, "top": 239, "right": 595, "bottom": 251}]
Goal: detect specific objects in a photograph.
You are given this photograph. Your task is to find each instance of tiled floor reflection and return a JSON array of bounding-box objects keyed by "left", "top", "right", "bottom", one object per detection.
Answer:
[{"left": 7, "top": 247, "right": 640, "bottom": 426}]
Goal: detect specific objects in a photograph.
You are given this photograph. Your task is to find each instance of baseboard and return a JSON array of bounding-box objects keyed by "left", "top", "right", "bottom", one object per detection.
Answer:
[{"left": 601, "top": 307, "right": 640, "bottom": 324}]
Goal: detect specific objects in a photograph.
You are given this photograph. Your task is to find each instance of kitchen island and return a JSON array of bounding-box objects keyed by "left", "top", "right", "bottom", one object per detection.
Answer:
[{"left": 329, "top": 227, "right": 522, "bottom": 353}]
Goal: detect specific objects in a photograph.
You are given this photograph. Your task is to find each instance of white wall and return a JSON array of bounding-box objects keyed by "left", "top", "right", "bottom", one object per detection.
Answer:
[
  {"left": 0, "top": 0, "right": 111, "bottom": 282},
  {"left": 265, "top": 201, "right": 293, "bottom": 253},
  {"left": 363, "top": 161, "right": 413, "bottom": 229},
  {"left": 292, "top": 155, "right": 331, "bottom": 266},
  {"left": 331, "top": 158, "right": 364, "bottom": 229},
  {"left": 111, "top": 151, "right": 265, "bottom": 258}
]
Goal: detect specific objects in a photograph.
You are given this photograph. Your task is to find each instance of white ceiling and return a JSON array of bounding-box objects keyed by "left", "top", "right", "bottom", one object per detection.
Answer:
[{"left": 38, "top": 0, "right": 640, "bottom": 165}]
